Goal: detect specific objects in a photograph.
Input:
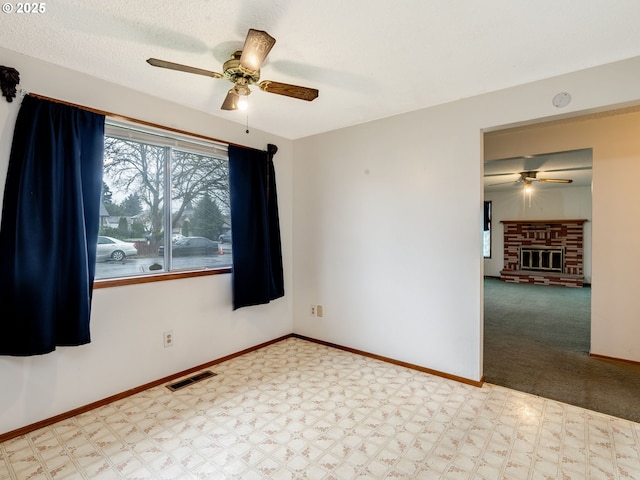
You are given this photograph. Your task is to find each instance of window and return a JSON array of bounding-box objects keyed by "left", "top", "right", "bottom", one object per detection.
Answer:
[
  {"left": 95, "top": 120, "right": 231, "bottom": 281},
  {"left": 483, "top": 201, "right": 492, "bottom": 258}
]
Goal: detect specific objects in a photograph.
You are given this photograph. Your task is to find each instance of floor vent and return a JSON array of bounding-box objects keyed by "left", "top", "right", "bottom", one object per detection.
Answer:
[{"left": 166, "top": 370, "right": 217, "bottom": 391}]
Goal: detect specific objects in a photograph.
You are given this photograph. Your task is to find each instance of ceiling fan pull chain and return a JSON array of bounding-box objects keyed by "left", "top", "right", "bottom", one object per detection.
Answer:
[{"left": 246, "top": 112, "right": 250, "bottom": 134}]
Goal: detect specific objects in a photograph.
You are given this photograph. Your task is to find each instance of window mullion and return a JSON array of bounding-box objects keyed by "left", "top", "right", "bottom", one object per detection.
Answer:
[{"left": 164, "top": 146, "right": 173, "bottom": 271}]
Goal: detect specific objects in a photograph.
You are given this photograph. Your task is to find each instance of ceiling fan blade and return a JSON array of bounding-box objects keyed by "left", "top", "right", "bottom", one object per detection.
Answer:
[
  {"left": 221, "top": 90, "right": 239, "bottom": 110},
  {"left": 239, "top": 29, "right": 276, "bottom": 71},
  {"left": 486, "top": 179, "right": 520, "bottom": 187},
  {"left": 258, "top": 81, "right": 319, "bottom": 101},
  {"left": 147, "top": 58, "right": 223, "bottom": 78},
  {"left": 538, "top": 178, "right": 573, "bottom": 183},
  {"left": 487, "top": 183, "right": 515, "bottom": 187},
  {"left": 484, "top": 172, "right": 520, "bottom": 178}
]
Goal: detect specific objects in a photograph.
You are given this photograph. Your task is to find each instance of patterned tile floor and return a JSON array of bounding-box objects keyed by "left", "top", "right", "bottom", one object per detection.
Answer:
[{"left": 1, "top": 338, "right": 640, "bottom": 479}]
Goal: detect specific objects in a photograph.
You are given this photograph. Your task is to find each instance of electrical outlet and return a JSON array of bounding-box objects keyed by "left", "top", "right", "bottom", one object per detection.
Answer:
[
  {"left": 316, "top": 305, "right": 323, "bottom": 317},
  {"left": 310, "top": 305, "right": 316, "bottom": 316},
  {"left": 164, "top": 330, "right": 173, "bottom": 348}
]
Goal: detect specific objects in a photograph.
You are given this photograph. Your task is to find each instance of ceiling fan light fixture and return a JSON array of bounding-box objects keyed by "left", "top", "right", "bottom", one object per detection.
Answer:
[
  {"left": 233, "top": 80, "right": 251, "bottom": 97},
  {"left": 234, "top": 83, "right": 251, "bottom": 110},
  {"left": 240, "top": 29, "right": 276, "bottom": 72},
  {"left": 221, "top": 90, "right": 239, "bottom": 110},
  {"left": 523, "top": 181, "right": 534, "bottom": 207},
  {"left": 222, "top": 82, "right": 252, "bottom": 111}
]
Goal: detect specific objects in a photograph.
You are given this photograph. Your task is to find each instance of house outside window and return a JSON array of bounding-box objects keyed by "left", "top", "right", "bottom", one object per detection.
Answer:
[{"left": 95, "top": 121, "right": 231, "bottom": 280}]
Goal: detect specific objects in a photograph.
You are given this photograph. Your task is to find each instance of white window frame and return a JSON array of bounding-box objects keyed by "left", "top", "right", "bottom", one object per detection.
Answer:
[{"left": 95, "top": 119, "right": 231, "bottom": 286}]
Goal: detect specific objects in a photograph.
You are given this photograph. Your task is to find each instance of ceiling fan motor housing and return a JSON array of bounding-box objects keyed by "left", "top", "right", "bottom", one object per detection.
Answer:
[{"left": 223, "top": 51, "right": 260, "bottom": 85}]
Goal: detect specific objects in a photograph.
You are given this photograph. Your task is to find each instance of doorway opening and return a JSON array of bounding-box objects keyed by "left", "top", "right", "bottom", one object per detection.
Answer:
[
  {"left": 481, "top": 104, "right": 640, "bottom": 423},
  {"left": 482, "top": 126, "right": 600, "bottom": 412}
]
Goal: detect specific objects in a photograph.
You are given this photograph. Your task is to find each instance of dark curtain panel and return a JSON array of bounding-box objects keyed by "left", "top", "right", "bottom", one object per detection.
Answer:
[
  {"left": 0, "top": 95, "right": 105, "bottom": 355},
  {"left": 228, "top": 144, "right": 284, "bottom": 310}
]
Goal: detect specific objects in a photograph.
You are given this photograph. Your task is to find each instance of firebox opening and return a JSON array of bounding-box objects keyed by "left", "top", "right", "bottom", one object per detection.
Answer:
[{"left": 520, "top": 246, "right": 564, "bottom": 273}]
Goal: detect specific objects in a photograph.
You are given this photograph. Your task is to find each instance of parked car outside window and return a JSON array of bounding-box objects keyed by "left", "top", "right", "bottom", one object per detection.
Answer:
[
  {"left": 158, "top": 236, "right": 218, "bottom": 257},
  {"left": 96, "top": 236, "right": 138, "bottom": 262}
]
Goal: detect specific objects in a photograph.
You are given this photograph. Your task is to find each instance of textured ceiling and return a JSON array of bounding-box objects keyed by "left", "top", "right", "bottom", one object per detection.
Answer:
[{"left": 2, "top": 1, "right": 640, "bottom": 139}]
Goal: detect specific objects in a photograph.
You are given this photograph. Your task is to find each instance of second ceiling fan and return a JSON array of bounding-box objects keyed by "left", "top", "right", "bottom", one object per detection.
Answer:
[
  {"left": 147, "top": 29, "right": 319, "bottom": 111},
  {"left": 487, "top": 170, "right": 574, "bottom": 188}
]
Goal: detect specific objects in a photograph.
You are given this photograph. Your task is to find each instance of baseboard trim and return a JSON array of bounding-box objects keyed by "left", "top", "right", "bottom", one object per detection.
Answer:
[
  {"left": 1, "top": 332, "right": 483, "bottom": 442},
  {"left": 590, "top": 352, "right": 640, "bottom": 366},
  {"left": 292, "top": 334, "right": 484, "bottom": 388},
  {"left": 0, "top": 334, "right": 293, "bottom": 443}
]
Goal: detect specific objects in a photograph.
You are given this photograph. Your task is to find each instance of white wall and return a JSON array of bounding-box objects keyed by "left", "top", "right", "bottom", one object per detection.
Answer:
[
  {"left": 484, "top": 186, "right": 593, "bottom": 281},
  {"left": 292, "top": 105, "right": 485, "bottom": 381},
  {"left": 292, "top": 56, "right": 640, "bottom": 382},
  {"left": 0, "top": 48, "right": 294, "bottom": 435}
]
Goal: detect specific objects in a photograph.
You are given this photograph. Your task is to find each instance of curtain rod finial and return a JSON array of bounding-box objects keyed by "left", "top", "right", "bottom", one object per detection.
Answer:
[
  {"left": 267, "top": 144, "right": 278, "bottom": 155},
  {"left": 0, "top": 66, "right": 20, "bottom": 103}
]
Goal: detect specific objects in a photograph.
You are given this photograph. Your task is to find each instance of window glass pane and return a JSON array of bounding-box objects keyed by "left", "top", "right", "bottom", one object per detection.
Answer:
[
  {"left": 483, "top": 230, "right": 490, "bottom": 258},
  {"left": 166, "top": 149, "right": 232, "bottom": 270},
  {"left": 97, "top": 137, "right": 165, "bottom": 279}
]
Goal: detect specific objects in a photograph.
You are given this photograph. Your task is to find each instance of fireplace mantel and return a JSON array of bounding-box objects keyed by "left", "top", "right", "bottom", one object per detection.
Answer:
[
  {"left": 501, "top": 219, "right": 588, "bottom": 225},
  {"left": 500, "top": 219, "right": 587, "bottom": 287}
]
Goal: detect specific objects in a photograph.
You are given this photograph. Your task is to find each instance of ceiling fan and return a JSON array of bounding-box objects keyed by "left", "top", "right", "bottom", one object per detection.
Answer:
[
  {"left": 146, "top": 29, "right": 319, "bottom": 111},
  {"left": 487, "top": 170, "right": 574, "bottom": 188}
]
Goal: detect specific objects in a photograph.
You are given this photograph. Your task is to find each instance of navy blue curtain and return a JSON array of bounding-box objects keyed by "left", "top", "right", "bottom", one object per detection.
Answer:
[
  {"left": 0, "top": 95, "right": 105, "bottom": 355},
  {"left": 228, "top": 144, "right": 284, "bottom": 309}
]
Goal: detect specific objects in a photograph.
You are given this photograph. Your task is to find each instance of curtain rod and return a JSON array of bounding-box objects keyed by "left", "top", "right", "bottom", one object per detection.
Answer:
[{"left": 25, "top": 92, "right": 271, "bottom": 152}]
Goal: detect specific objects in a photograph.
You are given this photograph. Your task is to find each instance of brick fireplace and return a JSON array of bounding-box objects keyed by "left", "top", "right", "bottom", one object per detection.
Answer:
[{"left": 500, "top": 219, "right": 587, "bottom": 287}]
